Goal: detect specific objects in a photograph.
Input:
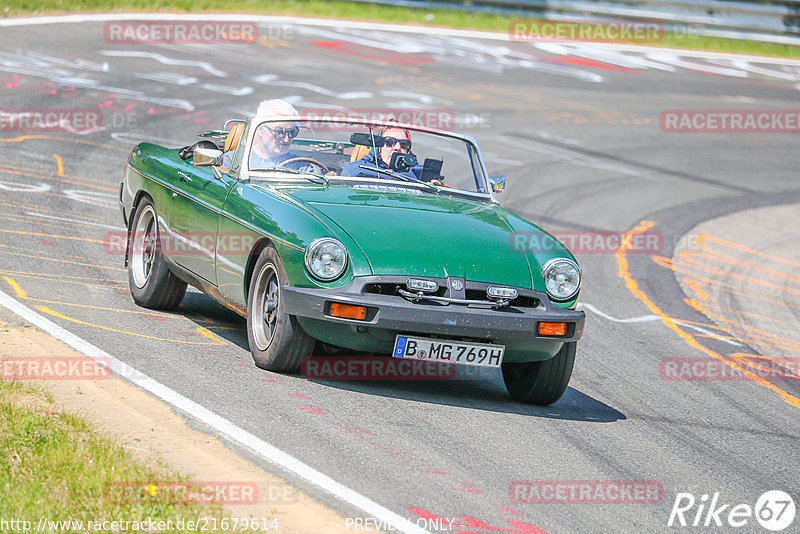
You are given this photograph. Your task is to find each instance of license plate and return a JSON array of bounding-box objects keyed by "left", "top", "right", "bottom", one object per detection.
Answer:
[{"left": 392, "top": 336, "right": 504, "bottom": 368}]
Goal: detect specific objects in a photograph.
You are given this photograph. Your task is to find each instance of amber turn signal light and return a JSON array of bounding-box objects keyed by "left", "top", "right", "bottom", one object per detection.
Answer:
[
  {"left": 329, "top": 302, "right": 367, "bottom": 320},
  {"left": 538, "top": 322, "right": 567, "bottom": 336}
]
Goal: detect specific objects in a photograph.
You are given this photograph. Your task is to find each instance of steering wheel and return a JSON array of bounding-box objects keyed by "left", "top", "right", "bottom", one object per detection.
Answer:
[{"left": 276, "top": 157, "right": 329, "bottom": 174}]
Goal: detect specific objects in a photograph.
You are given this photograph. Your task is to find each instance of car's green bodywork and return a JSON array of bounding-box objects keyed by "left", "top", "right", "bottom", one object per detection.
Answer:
[{"left": 121, "top": 134, "right": 582, "bottom": 363}]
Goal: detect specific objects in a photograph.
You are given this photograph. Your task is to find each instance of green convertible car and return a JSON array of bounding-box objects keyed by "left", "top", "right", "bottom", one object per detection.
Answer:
[{"left": 120, "top": 116, "right": 585, "bottom": 405}]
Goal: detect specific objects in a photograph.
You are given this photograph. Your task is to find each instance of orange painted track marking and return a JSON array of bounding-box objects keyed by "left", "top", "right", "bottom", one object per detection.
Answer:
[
  {"left": 0, "top": 213, "right": 111, "bottom": 235},
  {"left": 2, "top": 272, "right": 127, "bottom": 290},
  {"left": 53, "top": 153, "right": 64, "bottom": 177},
  {"left": 0, "top": 228, "right": 112, "bottom": 245},
  {"left": 680, "top": 276, "right": 800, "bottom": 312},
  {"left": 2, "top": 276, "right": 223, "bottom": 326},
  {"left": 0, "top": 249, "right": 125, "bottom": 272},
  {"left": 0, "top": 198, "right": 112, "bottom": 224},
  {"left": 684, "top": 299, "right": 800, "bottom": 347},
  {"left": 0, "top": 164, "right": 116, "bottom": 192},
  {"left": 0, "top": 134, "right": 127, "bottom": 152},
  {"left": 37, "top": 306, "right": 225, "bottom": 345},
  {"left": 1, "top": 269, "right": 123, "bottom": 284},
  {"left": 700, "top": 233, "right": 800, "bottom": 269},
  {"left": 729, "top": 353, "right": 800, "bottom": 380},
  {"left": 617, "top": 221, "right": 800, "bottom": 409},
  {"left": 675, "top": 318, "right": 800, "bottom": 348},
  {"left": 653, "top": 254, "right": 800, "bottom": 295},
  {"left": 694, "top": 334, "right": 800, "bottom": 353}
]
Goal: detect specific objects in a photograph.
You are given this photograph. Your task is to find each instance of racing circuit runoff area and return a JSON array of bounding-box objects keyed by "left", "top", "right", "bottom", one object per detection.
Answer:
[{"left": 1, "top": 11, "right": 800, "bottom": 534}]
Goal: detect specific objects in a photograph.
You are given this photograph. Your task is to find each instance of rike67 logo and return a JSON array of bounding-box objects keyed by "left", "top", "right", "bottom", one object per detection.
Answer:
[{"left": 668, "top": 490, "right": 795, "bottom": 531}]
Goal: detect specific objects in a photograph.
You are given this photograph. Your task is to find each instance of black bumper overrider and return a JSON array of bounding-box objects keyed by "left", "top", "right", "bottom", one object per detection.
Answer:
[{"left": 281, "top": 276, "right": 584, "bottom": 342}]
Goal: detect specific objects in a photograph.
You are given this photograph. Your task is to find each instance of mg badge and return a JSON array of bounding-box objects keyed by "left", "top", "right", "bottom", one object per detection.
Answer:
[{"left": 451, "top": 279, "right": 464, "bottom": 291}]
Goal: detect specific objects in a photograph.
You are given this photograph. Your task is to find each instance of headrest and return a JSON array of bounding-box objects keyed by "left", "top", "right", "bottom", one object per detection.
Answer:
[{"left": 224, "top": 122, "right": 245, "bottom": 153}]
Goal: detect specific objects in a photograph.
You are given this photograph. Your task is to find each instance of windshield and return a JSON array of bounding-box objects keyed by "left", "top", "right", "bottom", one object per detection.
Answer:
[{"left": 245, "top": 118, "right": 490, "bottom": 196}]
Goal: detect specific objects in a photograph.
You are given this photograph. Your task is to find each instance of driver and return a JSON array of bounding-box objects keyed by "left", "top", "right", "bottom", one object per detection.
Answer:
[
  {"left": 248, "top": 99, "right": 301, "bottom": 170},
  {"left": 221, "top": 99, "right": 308, "bottom": 171},
  {"left": 341, "top": 123, "right": 422, "bottom": 180}
]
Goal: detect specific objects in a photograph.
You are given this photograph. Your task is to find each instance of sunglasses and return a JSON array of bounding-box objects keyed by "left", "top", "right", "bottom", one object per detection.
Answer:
[
  {"left": 265, "top": 125, "right": 300, "bottom": 139},
  {"left": 382, "top": 137, "right": 411, "bottom": 150}
]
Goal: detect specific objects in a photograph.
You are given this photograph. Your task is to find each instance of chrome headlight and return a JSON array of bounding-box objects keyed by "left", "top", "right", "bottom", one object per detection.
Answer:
[
  {"left": 305, "top": 238, "right": 347, "bottom": 281},
  {"left": 542, "top": 258, "right": 581, "bottom": 301}
]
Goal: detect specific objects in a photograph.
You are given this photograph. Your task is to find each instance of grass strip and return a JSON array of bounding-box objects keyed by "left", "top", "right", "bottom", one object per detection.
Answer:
[
  {"left": 0, "top": 379, "right": 231, "bottom": 533},
  {"left": 2, "top": 0, "right": 799, "bottom": 59}
]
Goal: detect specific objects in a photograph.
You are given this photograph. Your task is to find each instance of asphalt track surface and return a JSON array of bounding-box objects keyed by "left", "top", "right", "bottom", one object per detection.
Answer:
[{"left": 1, "top": 14, "right": 800, "bottom": 534}]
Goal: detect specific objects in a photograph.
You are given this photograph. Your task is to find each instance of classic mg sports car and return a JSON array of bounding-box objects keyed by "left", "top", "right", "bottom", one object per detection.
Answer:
[{"left": 120, "top": 116, "right": 585, "bottom": 405}]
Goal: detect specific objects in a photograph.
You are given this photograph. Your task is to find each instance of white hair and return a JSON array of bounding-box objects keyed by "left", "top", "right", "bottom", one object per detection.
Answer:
[{"left": 255, "top": 99, "right": 298, "bottom": 119}]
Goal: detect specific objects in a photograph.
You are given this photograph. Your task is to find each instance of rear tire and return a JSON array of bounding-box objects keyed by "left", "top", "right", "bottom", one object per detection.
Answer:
[
  {"left": 246, "top": 246, "right": 314, "bottom": 372},
  {"left": 127, "top": 197, "right": 187, "bottom": 310},
  {"left": 502, "top": 342, "right": 576, "bottom": 405}
]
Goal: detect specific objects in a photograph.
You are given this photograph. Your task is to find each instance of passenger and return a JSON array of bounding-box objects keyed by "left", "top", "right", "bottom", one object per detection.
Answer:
[{"left": 341, "top": 124, "right": 421, "bottom": 180}]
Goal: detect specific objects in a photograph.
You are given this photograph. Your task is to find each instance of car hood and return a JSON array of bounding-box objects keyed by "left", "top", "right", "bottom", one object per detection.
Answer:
[{"left": 284, "top": 186, "right": 536, "bottom": 288}]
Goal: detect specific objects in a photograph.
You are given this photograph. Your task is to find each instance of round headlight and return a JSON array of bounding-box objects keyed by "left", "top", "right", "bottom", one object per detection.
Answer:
[
  {"left": 305, "top": 238, "right": 347, "bottom": 281},
  {"left": 542, "top": 258, "right": 581, "bottom": 301}
]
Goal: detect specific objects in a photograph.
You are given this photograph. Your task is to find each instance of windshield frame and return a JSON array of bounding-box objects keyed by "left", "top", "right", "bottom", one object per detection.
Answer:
[{"left": 234, "top": 116, "right": 496, "bottom": 202}]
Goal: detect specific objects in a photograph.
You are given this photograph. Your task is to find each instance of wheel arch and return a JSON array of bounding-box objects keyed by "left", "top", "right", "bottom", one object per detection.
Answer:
[
  {"left": 124, "top": 190, "right": 154, "bottom": 267},
  {"left": 243, "top": 237, "right": 277, "bottom": 306}
]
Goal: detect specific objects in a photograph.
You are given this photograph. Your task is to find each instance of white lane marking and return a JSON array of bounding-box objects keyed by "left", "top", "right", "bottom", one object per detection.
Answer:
[
  {"left": 0, "top": 181, "right": 52, "bottom": 193},
  {"left": 380, "top": 90, "right": 453, "bottom": 105},
  {"left": 534, "top": 43, "right": 676, "bottom": 72},
  {"left": 3, "top": 13, "right": 799, "bottom": 66},
  {"left": 201, "top": 83, "right": 253, "bottom": 96},
  {"left": 497, "top": 135, "right": 660, "bottom": 181},
  {"left": 0, "top": 51, "right": 194, "bottom": 112},
  {"left": 252, "top": 75, "right": 373, "bottom": 100},
  {"left": 63, "top": 189, "right": 118, "bottom": 209},
  {"left": 645, "top": 52, "right": 749, "bottom": 78},
  {"left": 579, "top": 302, "right": 659, "bottom": 323},
  {"left": 100, "top": 50, "right": 227, "bottom": 77},
  {"left": 110, "top": 132, "right": 185, "bottom": 146},
  {"left": 580, "top": 302, "right": 745, "bottom": 345},
  {"left": 26, "top": 51, "right": 109, "bottom": 72},
  {"left": 26, "top": 212, "right": 122, "bottom": 230},
  {"left": 136, "top": 71, "right": 199, "bottom": 86},
  {"left": 673, "top": 321, "right": 744, "bottom": 347},
  {"left": 0, "top": 290, "right": 429, "bottom": 534}
]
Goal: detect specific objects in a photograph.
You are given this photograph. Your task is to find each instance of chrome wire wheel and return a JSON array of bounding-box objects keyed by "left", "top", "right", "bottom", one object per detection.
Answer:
[
  {"left": 131, "top": 205, "right": 157, "bottom": 289},
  {"left": 251, "top": 262, "right": 280, "bottom": 351}
]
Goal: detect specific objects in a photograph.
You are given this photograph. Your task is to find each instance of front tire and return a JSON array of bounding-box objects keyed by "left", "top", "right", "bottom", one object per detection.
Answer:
[
  {"left": 246, "top": 246, "right": 314, "bottom": 372},
  {"left": 127, "top": 197, "right": 187, "bottom": 310},
  {"left": 502, "top": 342, "right": 576, "bottom": 405}
]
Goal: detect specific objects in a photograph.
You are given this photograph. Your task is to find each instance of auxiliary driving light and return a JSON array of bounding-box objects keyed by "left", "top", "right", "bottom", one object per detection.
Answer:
[
  {"left": 406, "top": 279, "right": 439, "bottom": 293},
  {"left": 487, "top": 286, "right": 518, "bottom": 300}
]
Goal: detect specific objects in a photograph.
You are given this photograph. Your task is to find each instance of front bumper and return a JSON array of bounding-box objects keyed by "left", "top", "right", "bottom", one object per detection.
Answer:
[{"left": 282, "top": 276, "right": 584, "bottom": 343}]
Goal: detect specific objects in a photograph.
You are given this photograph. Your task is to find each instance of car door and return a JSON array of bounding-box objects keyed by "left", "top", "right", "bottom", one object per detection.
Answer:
[{"left": 167, "top": 164, "right": 237, "bottom": 285}]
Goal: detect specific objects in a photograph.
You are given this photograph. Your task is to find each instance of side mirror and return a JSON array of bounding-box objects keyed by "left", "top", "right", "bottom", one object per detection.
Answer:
[
  {"left": 194, "top": 147, "right": 224, "bottom": 167},
  {"left": 490, "top": 175, "right": 506, "bottom": 193}
]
